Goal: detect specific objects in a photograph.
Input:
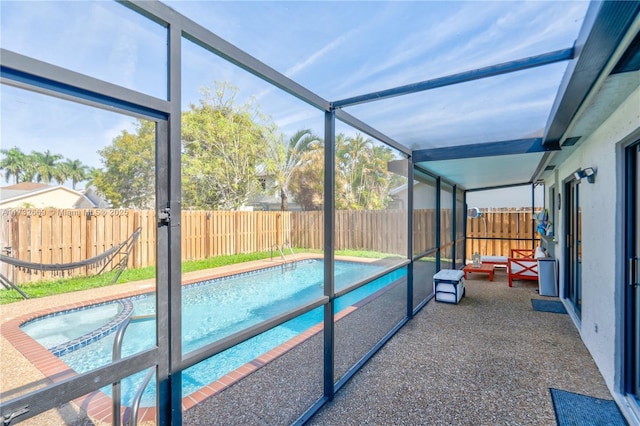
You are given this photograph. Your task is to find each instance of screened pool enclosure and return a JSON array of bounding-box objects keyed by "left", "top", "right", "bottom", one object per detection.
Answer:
[{"left": 1, "top": 1, "right": 639, "bottom": 424}]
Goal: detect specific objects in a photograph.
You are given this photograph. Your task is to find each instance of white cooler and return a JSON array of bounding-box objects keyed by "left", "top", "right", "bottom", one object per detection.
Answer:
[{"left": 434, "top": 269, "right": 465, "bottom": 304}]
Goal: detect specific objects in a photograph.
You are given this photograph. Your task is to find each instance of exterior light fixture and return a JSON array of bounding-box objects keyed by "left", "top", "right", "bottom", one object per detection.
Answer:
[
  {"left": 573, "top": 167, "right": 596, "bottom": 184},
  {"left": 467, "top": 207, "right": 481, "bottom": 218}
]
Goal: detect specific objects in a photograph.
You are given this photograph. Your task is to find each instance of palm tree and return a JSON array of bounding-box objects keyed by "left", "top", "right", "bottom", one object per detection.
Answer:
[
  {"left": 29, "top": 150, "right": 63, "bottom": 184},
  {"left": 336, "top": 133, "right": 373, "bottom": 209},
  {"left": 20, "top": 162, "right": 37, "bottom": 183},
  {"left": 288, "top": 141, "right": 325, "bottom": 211},
  {"left": 62, "top": 159, "right": 89, "bottom": 189},
  {"left": 0, "top": 147, "right": 27, "bottom": 184},
  {"left": 270, "top": 128, "right": 321, "bottom": 211},
  {"left": 83, "top": 167, "right": 100, "bottom": 189},
  {"left": 363, "top": 144, "right": 397, "bottom": 209}
]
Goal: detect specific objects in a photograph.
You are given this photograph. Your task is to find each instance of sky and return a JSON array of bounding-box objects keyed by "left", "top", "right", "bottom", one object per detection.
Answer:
[{"left": 0, "top": 0, "right": 590, "bottom": 186}]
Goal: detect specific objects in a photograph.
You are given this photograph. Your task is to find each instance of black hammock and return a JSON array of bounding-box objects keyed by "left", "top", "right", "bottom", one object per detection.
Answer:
[{"left": 0, "top": 227, "right": 141, "bottom": 299}]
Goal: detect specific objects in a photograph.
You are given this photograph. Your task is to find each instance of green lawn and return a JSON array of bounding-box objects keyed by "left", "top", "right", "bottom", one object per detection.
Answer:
[{"left": 0, "top": 249, "right": 399, "bottom": 304}]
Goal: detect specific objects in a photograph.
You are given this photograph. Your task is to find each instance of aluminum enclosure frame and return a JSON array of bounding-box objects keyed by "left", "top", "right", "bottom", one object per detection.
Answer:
[{"left": 3, "top": 0, "right": 633, "bottom": 423}]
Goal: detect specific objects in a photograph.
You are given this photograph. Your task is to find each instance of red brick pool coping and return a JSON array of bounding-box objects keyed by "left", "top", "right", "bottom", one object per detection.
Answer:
[{"left": 1, "top": 254, "right": 379, "bottom": 424}]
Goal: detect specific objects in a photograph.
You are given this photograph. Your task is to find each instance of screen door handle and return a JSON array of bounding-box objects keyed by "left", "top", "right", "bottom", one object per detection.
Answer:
[{"left": 630, "top": 257, "right": 639, "bottom": 287}]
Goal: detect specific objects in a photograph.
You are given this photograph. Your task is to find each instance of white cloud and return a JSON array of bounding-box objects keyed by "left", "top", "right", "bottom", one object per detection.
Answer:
[{"left": 285, "top": 28, "right": 360, "bottom": 78}]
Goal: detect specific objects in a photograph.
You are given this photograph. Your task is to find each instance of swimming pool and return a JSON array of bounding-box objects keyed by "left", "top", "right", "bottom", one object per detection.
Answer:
[{"left": 21, "top": 259, "right": 406, "bottom": 407}]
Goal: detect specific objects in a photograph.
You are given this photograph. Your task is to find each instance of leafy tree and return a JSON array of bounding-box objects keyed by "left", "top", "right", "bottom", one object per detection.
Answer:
[
  {"left": 182, "top": 83, "right": 274, "bottom": 210},
  {"left": 0, "top": 147, "right": 27, "bottom": 183},
  {"left": 93, "top": 120, "right": 156, "bottom": 209},
  {"left": 268, "top": 128, "right": 321, "bottom": 211}
]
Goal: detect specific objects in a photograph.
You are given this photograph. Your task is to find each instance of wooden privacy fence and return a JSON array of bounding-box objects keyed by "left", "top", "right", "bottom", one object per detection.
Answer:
[
  {"left": 181, "top": 210, "right": 291, "bottom": 260},
  {"left": 0, "top": 207, "right": 539, "bottom": 285},
  {"left": 413, "top": 209, "right": 438, "bottom": 254},
  {"left": 290, "top": 210, "right": 408, "bottom": 254},
  {"left": 0, "top": 209, "right": 154, "bottom": 285},
  {"left": 0, "top": 209, "right": 290, "bottom": 284},
  {"left": 466, "top": 208, "right": 540, "bottom": 258}
]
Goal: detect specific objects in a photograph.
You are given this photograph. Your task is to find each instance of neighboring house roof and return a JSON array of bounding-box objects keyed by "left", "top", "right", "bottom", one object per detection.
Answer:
[
  {"left": 247, "top": 192, "right": 302, "bottom": 211},
  {"left": 0, "top": 182, "right": 51, "bottom": 200},
  {"left": 3, "top": 182, "right": 51, "bottom": 191},
  {"left": 389, "top": 183, "right": 409, "bottom": 197},
  {"left": 82, "top": 186, "right": 111, "bottom": 208},
  {"left": 0, "top": 183, "right": 102, "bottom": 209},
  {"left": 247, "top": 175, "right": 302, "bottom": 211}
]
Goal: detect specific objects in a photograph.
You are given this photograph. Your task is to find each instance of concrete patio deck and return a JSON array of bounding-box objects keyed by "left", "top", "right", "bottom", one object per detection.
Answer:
[
  {"left": 307, "top": 269, "right": 616, "bottom": 425},
  {"left": 1, "top": 261, "right": 617, "bottom": 425}
]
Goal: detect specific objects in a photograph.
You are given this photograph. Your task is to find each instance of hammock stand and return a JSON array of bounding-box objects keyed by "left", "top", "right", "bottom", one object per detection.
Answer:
[{"left": 0, "top": 227, "right": 142, "bottom": 299}]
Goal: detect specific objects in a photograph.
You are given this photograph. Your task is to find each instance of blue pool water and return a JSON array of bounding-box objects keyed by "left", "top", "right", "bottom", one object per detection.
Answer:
[{"left": 21, "top": 259, "right": 406, "bottom": 407}]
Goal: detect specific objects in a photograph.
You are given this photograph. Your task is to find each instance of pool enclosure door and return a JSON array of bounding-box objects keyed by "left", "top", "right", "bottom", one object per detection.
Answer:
[
  {"left": 0, "top": 70, "right": 168, "bottom": 425},
  {"left": 564, "top": 177, "right": 582, "bottom": 317}
]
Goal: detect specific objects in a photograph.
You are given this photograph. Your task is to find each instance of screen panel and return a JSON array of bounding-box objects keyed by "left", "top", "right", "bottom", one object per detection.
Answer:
[
  {"left": 0, "top": 85, "right": 159, "bottom": 415},
  {"left": 181, "top": 313, "right": 324, "bottom": 424},
  {"left": 413, "top": 169, "right": 437, "bottom": 256},
  {"left": 1, "top": 1, "right": 168, "bottom": 99},
  {"left": 334, "top": 268, "right": 407, "bottom": 383}
]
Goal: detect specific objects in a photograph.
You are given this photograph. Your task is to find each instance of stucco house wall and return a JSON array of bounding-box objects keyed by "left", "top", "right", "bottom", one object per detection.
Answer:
[
  {"left": 548, "top": 83, "right": 639, "bottom": 399},
  {"left": 393, "top": 182, "right": 437, "bottom": 210}
]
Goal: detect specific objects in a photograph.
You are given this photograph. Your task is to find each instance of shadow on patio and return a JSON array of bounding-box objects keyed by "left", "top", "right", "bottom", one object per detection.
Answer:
[{"left": 308, "top": 269, "right": 614, "bottom": 425}]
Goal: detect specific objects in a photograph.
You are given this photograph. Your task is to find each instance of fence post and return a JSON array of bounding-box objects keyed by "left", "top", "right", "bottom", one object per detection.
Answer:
[{"left": 276, "top": 213, "right": 282, "bottom": 246}]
